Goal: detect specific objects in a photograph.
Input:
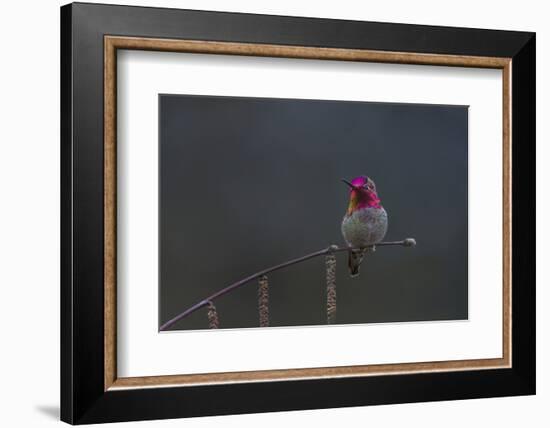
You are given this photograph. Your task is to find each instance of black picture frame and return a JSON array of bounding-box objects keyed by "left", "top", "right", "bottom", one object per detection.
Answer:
[{"left": 61, "top": 2, "right": 535, "bottom": 424}]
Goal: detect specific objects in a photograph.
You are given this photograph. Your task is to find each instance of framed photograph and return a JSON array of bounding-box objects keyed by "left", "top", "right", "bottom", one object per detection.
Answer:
[{"left": 61, "top": 2, "right": 535, "bottom": 424}]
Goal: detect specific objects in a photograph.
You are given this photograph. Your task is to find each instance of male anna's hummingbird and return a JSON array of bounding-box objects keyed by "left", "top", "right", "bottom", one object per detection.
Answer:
[{"left": 341, "top": 176, "right": 388, "bottom": 277}]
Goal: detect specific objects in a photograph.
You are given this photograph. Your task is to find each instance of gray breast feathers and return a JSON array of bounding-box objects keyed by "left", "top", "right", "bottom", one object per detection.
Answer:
[{"left": 341, "top": 207, "right": 388, "bottom": 247}]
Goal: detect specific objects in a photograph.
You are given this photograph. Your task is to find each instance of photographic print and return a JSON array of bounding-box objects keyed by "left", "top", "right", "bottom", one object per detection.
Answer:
[{"left": 159, "top": 94, "right": 468, "bottom": 332}]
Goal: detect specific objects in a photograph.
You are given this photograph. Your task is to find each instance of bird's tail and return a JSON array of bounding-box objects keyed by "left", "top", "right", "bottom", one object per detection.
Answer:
[{"left": 348, "top": 249, "right": 366, "bottom": 277}]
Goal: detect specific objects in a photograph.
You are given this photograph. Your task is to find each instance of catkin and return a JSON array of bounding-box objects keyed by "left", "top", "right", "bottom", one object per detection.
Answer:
[
  {"left": 207, "top": 301, "right": 219, "bottom": 329},
  {"left": 326, "top": 253, "right": 337, "bottom": 324},
  {"left": 258, "top": 275, "right": 269, "bottom": 327}
]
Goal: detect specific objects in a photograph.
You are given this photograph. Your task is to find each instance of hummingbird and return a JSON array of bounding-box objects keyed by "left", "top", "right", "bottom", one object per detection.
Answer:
[{"left": 341, "top": 176, "right": 388, "bottom": 277}]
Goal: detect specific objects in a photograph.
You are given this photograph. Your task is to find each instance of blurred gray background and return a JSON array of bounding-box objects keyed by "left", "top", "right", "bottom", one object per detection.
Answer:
[{"left": 159, "top": 94, "right": 468, "bottom": 331}]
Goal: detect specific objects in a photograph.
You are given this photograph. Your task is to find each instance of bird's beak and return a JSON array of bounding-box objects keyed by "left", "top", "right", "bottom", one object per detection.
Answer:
[{"left": 341, "top": 178, "right": 360, "bottom": 191}]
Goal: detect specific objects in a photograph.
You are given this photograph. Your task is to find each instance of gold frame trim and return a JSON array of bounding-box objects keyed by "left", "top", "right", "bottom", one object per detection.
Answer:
[{"left": 104, "top": 36, "right": 512, "bottom": 391}]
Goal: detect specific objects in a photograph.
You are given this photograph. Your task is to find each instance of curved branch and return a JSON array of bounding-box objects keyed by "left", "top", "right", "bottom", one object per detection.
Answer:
[{"left": 159, "top": 238, "right": 416, "bottom": 331}]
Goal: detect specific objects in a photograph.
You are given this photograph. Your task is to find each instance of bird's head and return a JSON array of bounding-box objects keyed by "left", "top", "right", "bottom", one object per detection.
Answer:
[{"left": 342, "top": 175, "right": 382, "bottom": 215}]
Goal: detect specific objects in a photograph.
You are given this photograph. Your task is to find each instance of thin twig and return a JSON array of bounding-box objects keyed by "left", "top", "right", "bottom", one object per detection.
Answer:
[{"left": 159, "top": 238, "right": 416, "bottom": 331}]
